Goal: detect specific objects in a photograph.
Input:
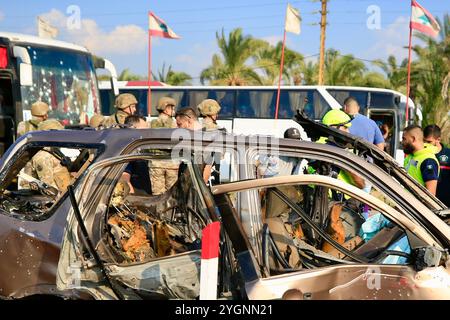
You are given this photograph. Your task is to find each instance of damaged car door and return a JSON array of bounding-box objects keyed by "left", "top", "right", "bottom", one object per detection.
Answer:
[
  {"left": 56, "top": 153, "right": 237, "bottom": 299},
  {"left": 212, "top": 175, "right": 450, "bottom": 300}
]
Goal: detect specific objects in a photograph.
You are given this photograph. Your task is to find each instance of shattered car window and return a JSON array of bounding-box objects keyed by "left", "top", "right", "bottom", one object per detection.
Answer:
[
  {"left": 0, "top": 145, "right": 97, "bottom": 221},
  {"left": 91, "top": 157, "right": 208, "bottom": 264},
  {"left": 233, "top": 183, "right": 411, "bottom": 276}
]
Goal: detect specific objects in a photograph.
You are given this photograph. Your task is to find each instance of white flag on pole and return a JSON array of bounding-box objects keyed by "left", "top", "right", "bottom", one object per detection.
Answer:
[
  {"left": 285, "top": 3, "right": 301, "bottom": 34},
  {"left": 37, "top": 17, "right": 58, "bottom": 39}
]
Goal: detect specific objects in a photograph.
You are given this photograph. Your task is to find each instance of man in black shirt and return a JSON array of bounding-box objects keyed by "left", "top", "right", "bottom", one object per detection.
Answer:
[{"left": 424, "top": 125, "right": 450, "bottom": 207}]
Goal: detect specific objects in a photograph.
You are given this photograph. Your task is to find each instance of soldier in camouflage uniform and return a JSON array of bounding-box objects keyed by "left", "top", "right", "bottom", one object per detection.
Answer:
[
  {"left": 17, "top": 101, "right": 49, "bottom": 137},
  {"left": 197, "top": 99, "right": 221, "bottom": 131},
  {"left": 149, "top": 97, "right": 178, "bottom": 195},
  {"left": 197, "top": 99, "right": 224, "bottom": 185},
  {"left": 103, "top": 93, "right": 138, "bottom": 128},
  {"left": 20, "top": 119, "right": 72, "bottom": 193},
  {"left": 150, "top": 97, "right": 177, "bottom": 129},
  {"left": 89, "top": 114, "right": 105, "bottom": 129}
]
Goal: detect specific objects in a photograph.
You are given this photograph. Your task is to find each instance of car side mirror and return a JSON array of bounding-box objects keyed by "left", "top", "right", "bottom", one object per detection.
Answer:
[{"left": 413, "top": 246, "right": 443, "bottom": 271}]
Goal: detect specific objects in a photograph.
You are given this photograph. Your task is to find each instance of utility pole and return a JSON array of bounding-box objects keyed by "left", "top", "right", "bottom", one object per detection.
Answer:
[{"left": 318, "top": 0, "right": 328, "bottom": 85}]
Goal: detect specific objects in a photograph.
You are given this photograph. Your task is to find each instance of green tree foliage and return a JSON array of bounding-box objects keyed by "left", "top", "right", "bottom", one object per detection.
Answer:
[
  {"left": 410, "top": 14, "right": 449, "bottom": 142},
  {"left": 152, "top": 63, "right": 192, "bottom": 85}
]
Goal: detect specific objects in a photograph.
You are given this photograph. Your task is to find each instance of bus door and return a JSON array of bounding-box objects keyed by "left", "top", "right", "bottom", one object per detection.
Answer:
[
  {"left": 367, "top": 108, "right": 398, "bottom": 158},
  {"left": 0, "top": 73, "right": 16, "bottom": 155}
]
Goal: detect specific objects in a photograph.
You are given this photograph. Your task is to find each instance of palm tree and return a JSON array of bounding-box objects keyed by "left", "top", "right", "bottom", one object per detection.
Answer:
[
  {"left": 152, "top": 63, "right": 192, "bottom": 85},
  {"left": 410, "top": 14, "right": 449, "bottom": 141},
  {"left": 373, "top": 55, "right": 408, "bottom": 92},
  {"left": 252, "top": 41, "right": 304, "bottom": 85},
  {"left": 200, "top": 28, "right": 263, "bottom": 85},
  {"left": 323, "top": 49, "right": 367, "bottom": 85},
  {"left": 118, "top": 68, "right": 143, "bottom": 81}
]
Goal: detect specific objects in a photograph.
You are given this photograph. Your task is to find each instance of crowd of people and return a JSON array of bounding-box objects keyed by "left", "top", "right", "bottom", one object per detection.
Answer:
[{"left": 16, "top": 94, "right": 449, "bottom": 209}]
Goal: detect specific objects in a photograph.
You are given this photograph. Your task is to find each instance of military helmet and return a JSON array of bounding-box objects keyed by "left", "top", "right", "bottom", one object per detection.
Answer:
[
  {"left": 197, "top": 99, "right": 221, "bottom": 116},
  {"left": 89, "top": 114, "right": 105, "bottom": 128},
  {"left": 284, "top": 127, "right": 301, "bottom": 140},
  {"left": 115, "top": 93, "right": 138, "bottom": 110},
  {"left": 322, "top": 109, "right": 352, "bottom": 128},
  {"left": 37, "top": 119, "right": 64, "bottom": 131},
  {"left": 157, "top": 97, "right": 176, "bottom": 111},
  {"left": 31, "top": 101, "right": 49, "bottom": 117}
]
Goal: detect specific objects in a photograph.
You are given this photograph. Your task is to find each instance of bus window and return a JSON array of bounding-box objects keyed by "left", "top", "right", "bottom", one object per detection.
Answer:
[
  {"left": 208, "top": 90, "right": 234, "bottom": 118},
  {"left": 188, "top": 91, "right": 208, "bottom": 109},
  {"left": 20, "top": 46, "right": 100, "bottom": 125},
  {"left": 99, "top": 88, "right": 114, "bottom": 115},
  {"left": 327, "top": 89, "right": 368, "bottom": 113},
  {"left": 236, "top": 90, "right": 275, "bottom": 118},
  {"left": 370, "top": 92, "right": 395, "bottom": 108},
  {"left": 279, "top": 90, "right": 330, "bottom": 120}
]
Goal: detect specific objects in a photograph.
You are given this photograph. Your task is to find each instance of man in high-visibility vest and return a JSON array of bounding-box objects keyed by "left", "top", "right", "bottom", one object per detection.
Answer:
[
  {"left": 320, "top": 109, "right": 365, "bottom": 190},
  {"left": 402, "top": 125, "right": 440, "bottom": 196}
]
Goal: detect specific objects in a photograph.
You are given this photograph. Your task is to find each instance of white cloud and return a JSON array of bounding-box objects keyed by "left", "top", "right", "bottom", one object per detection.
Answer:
[
  {"left": 366, "top": 16, "right": 423, "bottom": 62},
  {"left": 173, "top": 41, "right": 218, "bottom": 83},
  {"left": 39, "top": 9, "right": 147, "bottom": 55}
]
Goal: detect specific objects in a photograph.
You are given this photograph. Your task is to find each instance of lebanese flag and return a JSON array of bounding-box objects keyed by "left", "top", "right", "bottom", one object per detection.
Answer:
[
  {"left": 199, "top": 221, "right": 220, "bottom": 300},
  {"left": 411, "top": 0, "right": 441, "bottom": 38},
  {"left": 148, "top": 12, "right": 180, "bottom": 39}
]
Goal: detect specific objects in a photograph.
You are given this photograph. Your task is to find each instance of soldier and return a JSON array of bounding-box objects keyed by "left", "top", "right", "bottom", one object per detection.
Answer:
[
  {"left": 28, "top": 119, "right": 72, "bottom": 193},
  {"left": 89, "top": 114, "right": 105, "bottom": 129},
  {"left": 103, "top": 93, "right": 138, "bottom": 127},
  {"left": 17, "top": 101, "right": 49, "bottom": 137},
  {"left": 149, "top": 97, "right": 178, "bottom": 195},
  {"left": 197, "top": 99, "right": 221, "bottom": 130},
  {"left": 150, "top": 97, "right": 177, "bottom": 128}
]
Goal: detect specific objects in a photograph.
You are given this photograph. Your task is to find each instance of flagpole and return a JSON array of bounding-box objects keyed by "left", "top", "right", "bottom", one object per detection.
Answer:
[
  {"left": 275, "top": 29, "right": 287, "bottom": 120},
  {"left": 405, "top": 1, "right": 413, "bottom": 126},
  {"left": 147, "top": 12, "right": 152, "bottom": 117}
]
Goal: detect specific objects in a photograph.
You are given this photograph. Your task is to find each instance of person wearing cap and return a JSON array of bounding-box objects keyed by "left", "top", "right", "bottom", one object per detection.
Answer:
[
  {"left": 319, "top": 109, "right": 365, "bottom": 190},
  {"left": 103, "top": 93, "right": 138, "bottom": 128},
  {"left": 197, "top": 99, "right": 221, "bottom": 131},
  {"left": 343, "top": 97, "right": 385, "bottom": 150},
  {"left": 151, "top": 97, "right": 177, "bottom": 129},
  {"left": 21, "top": 119, "right": 72, "bottom": 194},
  {"left": 149, "top": 97, "right": 179, "bottom": 195},
  {"left": 17, "top": 101, "right": 50, "bottom": 137}
]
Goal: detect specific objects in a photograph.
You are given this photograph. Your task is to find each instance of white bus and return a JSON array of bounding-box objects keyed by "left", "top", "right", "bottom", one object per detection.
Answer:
[
  {"left": 0, "top": 32, "right": 119, "bottom": 154},
  {"left": 99, "top": 81, "right": 418, "bottom": 164}
]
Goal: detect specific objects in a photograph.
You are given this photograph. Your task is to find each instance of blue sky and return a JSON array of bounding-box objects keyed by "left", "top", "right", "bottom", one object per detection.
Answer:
[{"left": 0, "top": 0, "right": 447, "bottom": 83}]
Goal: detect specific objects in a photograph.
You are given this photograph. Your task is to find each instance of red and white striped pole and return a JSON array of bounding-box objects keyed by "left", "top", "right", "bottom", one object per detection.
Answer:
[{"left": 199, "top": 221, "right": 221, "bottom": 300}]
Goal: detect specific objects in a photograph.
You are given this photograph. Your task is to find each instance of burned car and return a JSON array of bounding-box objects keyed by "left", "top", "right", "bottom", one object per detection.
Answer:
[{"left": 0, "top": 116, "right": 449, "bottom": 300}]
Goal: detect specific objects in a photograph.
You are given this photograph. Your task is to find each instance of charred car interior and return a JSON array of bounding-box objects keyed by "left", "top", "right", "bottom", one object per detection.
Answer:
[
  {"left": 0, "top": 144, "right": 100, "bottom": 221},
  {"left": 58, "top": 152, "right": 241, "bottom": 300}
]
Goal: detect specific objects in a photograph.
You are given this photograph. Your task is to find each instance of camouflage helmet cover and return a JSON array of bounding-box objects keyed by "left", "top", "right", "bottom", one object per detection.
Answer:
[
  {"left": 157, "top": 96, "right": 176, "bottom": 111},
  {"left": 31, "top": 101, "right": 49, "bottom": 116},
  {"left": 115, "top": 93, "right": 138, "bottom": 110},
  {"left": 89, "top": 114, "right": 105, "bottom": 128},
  {"left": 37, "top": 119, "right": 64, "bottom": 131},
  {"left": 197, "top": 99, "right": 221, "bottom": 116}
]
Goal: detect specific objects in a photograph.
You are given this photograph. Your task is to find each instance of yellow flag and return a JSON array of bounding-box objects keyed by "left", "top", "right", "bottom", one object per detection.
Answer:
[{"left": 285, "top": 3, "right": 301, "bottom": 34}]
